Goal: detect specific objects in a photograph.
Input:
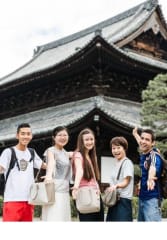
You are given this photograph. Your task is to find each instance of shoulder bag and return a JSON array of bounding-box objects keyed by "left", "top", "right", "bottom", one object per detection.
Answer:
[
  {"left": 28, "top": 166, "right": 55, "bottom": 206},
  {"left": 102, "top": 159, "right": 126, "bottom": 207},
  {"left": 75, "top": 160, "right": 100, "bottom": 214}
]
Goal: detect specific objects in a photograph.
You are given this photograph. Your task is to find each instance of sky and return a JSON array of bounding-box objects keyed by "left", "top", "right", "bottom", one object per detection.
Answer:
[{"left": 0, "top": 0, "right": 167, "bottom": 79}]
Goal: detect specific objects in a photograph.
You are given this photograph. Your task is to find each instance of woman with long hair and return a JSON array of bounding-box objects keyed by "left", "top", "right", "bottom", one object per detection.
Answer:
[{"left": 72, "top": 128, "right": 104, "bottom": 221}]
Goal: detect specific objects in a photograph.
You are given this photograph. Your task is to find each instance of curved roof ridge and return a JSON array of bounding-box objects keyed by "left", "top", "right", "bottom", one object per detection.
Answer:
[
  {"left": 92, "top": 96, "right": 141, "bottom": 128},
  {"left": 0, "top": 95, "right": 141, "bottom": 142},
  {"left": 101, "top": 35, "right": 167, "bottom": 70},
  {"left": 34, "top": 1, "right": 148, "bottom": 55},
  {"left": 108, "top": 2, "right": 146, "bottom": 41},
  {"left": 108, "top": 0, "right": 158, "bottom": 43},
  {"left": 102, "top": 95, "right": 141, "bottom": 107},
  {"left": 0, "top": 49, "right": 43, "bottom": 84}
]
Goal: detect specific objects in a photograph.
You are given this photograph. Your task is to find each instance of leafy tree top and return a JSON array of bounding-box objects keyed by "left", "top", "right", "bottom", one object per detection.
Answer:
[{"left": 141, "top": 73, "right": 167, "bottom": 136}]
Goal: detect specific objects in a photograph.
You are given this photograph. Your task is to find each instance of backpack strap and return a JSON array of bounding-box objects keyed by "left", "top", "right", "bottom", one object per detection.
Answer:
[
  {"left": 28, "top": 148, "right": 35, "bottom": 162},
  {"left": 5, "top": 147, "right": 36, "bottom": 187},
  {"left": 5, "top": 147, "right": 18, "bottom": 183}
]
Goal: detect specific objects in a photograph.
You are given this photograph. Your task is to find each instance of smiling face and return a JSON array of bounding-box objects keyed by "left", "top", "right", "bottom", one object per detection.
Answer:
[
  {"left": 54, "top": 129, "right": 69, "bottom": 149},
  {"left": 82, "top": 132, "right": 95, "bottom": 151},
  {"left": 140, "top": 132, "right": 155, "bottom": 154},
  {"left": 111, "top": 144, "right": 126, "bottom": 160},
  {"left": 110, "top": 136, "right": 128, "bottom": 161},
  {"left": 16, "top": 127, "right": 32, "bottom": 147}
]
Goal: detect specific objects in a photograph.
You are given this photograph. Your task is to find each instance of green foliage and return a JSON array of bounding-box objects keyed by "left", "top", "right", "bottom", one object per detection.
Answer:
[
  {"left": 70, "top": 197, "right": 78, "bottom": 218},
  {"left": 141, "top": 73, "right": 167, "bottom": 150},
  {"left": 132, "top": 197, "right": 138, "bottom": 219},
  {"left": 161, "top": 199, "right": 167, "bottom": 218},
  {"left": 134, "top": 164, "right": 141, "bottom": 177},
  {"left": 141, "top": 74, "right": 167, "bottom": 134},
  {"left": 34, "top": 205, "right": 42, "bottom": 218},
  {"left": 155, "top": 141, "right": 167, "bottom": 158}
]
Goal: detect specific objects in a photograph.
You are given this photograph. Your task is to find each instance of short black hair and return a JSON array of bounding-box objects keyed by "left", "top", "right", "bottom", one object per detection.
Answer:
[
  {"left": 52, "top": 126, "right": 69, "bottom": 137},
  {"left": 141, "top": 129, "right": 156, "bottom": 142},
  {"left": 17, "top": 123, "right": 31, "bottom": 133}
]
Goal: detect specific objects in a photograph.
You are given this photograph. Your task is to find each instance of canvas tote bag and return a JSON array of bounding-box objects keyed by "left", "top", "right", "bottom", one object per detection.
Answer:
[
  {"left": 28, "top": 153, "right": 56, "bottom": 206},
  {"left": 75, "top": 159, "right": 100, "bottom": 214},
  {"left": 76, "top": 186, "right": 100, "bottom": 213},
  {"left": 28, "top": 181, "right": 55, "bottom": 205}
]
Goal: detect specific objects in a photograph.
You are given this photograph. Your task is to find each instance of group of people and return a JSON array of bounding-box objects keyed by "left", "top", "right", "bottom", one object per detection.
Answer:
[{"left": 0, "top": 123, "right": 164, "bottom": 222}]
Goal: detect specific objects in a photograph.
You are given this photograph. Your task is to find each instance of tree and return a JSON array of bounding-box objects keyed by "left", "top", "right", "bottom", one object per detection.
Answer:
[{"left": 141, "top": 73, "right": 167, "bottom": 155}]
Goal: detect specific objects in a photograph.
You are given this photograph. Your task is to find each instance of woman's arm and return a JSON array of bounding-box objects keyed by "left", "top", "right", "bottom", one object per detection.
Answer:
[
  {"left": 116, "top": 176, "right": 131, "bottom": 189},
  {"left": 72, "top": 154, "right": 83, "bottom": 199},
  {"left": 73, "top": 155, "right": 83, "bottom": 188},
  {"left": 107, "top": 176, "right": 131, "bottom": 192},
  {"left": 45, "top": 150, "right": 55, "bottom": 181}
]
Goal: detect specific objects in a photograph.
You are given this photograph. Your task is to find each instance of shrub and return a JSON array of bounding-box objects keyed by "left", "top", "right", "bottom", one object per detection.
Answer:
[
  {"left": 132, "top": 196, "right": 138, "bottom": 219},
  {"left": 161, "top": 199, "right": 167, "bottom": 218},
  {"left": 34, "top": 205, "right": 42, "bottom": 218},
  {"left": 70, "top": 197, "right": 77, "bottom": 218}
]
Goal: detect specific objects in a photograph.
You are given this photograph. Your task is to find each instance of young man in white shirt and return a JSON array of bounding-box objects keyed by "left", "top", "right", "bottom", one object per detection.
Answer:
[{"left": 0, "top": 123, "right": 46, "bottom": 221}]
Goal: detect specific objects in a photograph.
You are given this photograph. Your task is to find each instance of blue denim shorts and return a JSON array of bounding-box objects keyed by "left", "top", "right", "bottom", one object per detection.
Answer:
[{"left": 138, "top": 198, "right": 161, "bottom": 221}]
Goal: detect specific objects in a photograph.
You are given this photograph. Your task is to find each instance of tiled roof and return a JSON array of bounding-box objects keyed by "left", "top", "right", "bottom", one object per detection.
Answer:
[
  {"left": 1, "top": 0, "right": 165, "bottom": 85},
  {"left": 126, "top": 50, "right": 167, "bottom": 70},
  {"left": 0, "top": 96, "right": 141, "bottom": 143}
]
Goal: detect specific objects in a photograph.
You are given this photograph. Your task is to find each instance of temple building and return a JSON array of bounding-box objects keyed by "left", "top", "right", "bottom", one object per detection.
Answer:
[{"left": 0, "top": 0, "right": 167, "bottom": 183}]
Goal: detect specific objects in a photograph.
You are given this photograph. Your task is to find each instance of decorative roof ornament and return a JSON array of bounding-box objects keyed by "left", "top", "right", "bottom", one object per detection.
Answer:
[
  {"left": 94, "top": 96, "right": 105, "bottom": 108},
  {"left": 145, "top": 0, "right": 158, "bottom": 10},
  {"left": 152, "top": 23, "right": 160, "bottom": 34},
  {"left": 95, "top": 29, "right": 102, "bottom": 37}
]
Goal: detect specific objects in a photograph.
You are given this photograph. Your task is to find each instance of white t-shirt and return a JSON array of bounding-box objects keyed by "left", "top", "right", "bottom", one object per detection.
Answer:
[
  {"left": 110, "top": 158, "right": 134, "bottom": 199},
  {"left": 0, "top": 147, "right": 42, "bottom": 202}
]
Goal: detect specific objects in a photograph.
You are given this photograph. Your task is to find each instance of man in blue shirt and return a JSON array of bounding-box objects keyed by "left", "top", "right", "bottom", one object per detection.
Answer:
[{"left": 133, "top": 128, "right": 163, "bottom": 221}]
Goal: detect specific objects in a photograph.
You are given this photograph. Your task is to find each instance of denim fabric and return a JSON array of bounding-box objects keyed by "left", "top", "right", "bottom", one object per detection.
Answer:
[
  {"left": 138, "top": 198, "right": 161, "bottom": 221},
  {"left": 106, "top": 197, "right": 133, "bottom": 222}
]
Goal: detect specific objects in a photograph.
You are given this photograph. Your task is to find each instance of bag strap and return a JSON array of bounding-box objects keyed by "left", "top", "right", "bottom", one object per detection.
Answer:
[
  {"left": 10, "top": 147, "right": 21, "bottom": 171},
  {"left": 116, "top": 159, "right": 127, "bottom": 180},
  {"left": 88, "top": 159, "right": 99, "bottom": 189},
  {"left": 5, "top": 147, "right": 16, "bottom": 183},
  {"left": 28, "top": 148, "right": 35, "bottom": 162},
  {"left": 34, "top": 168, "right": 42, "bottom": 182},
  {"left": 37, "top": 148, "right": 57, "bottom": 182},
  {"left": 4, "top": 147, "right": 36, "bottom": 187}
]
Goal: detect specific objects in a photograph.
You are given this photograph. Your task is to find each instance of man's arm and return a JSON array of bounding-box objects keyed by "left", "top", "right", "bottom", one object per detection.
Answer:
[
  {"left": 147, "top": 165, "right": 157, "bottom": 190},
  {"left": 132, "top": 127, "right": 141, "bottom": 146},
  {"left": 147, "top": 151, "right": 161, "bottom": 190}
]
